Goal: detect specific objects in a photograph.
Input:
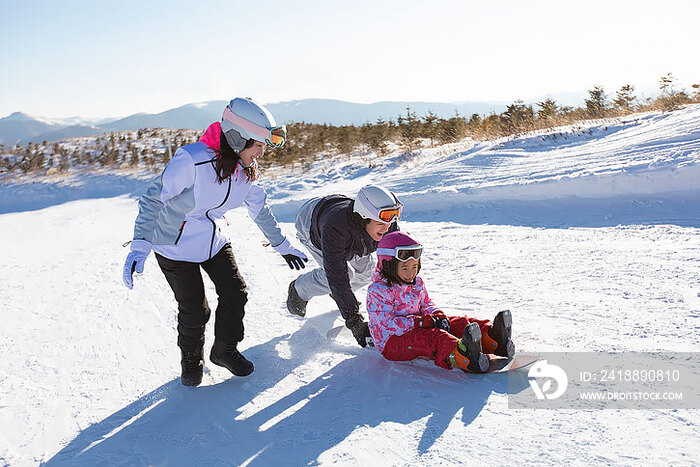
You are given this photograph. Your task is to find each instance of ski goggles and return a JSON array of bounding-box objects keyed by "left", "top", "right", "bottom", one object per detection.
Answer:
[
  {"left": 266, "top": 125, "right": 287, "bottom": 148},
  {"left": 377, "top": 204, "right": 402, "bottom": 223},
  {"left": 222, "top": 107, "right": 287, "bottom": 148},
  {"left": 376, "top": 244, "right": 423, "bottom": 262}
]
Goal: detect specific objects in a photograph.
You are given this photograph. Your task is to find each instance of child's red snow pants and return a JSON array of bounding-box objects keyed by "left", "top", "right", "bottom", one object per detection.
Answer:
[{"left": 381, "top": 316, "right": 491, "bottom": 369}]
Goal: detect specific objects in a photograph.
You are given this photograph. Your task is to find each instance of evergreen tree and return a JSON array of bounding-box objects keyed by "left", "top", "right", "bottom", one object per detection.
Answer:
[
  {"left": 613, "top": 84, "right": 636, "bottom": 111},
  {"left": 26, "top": 149, "right": 45, "bottom": 173},
  {"left": 503, "top": 100, "right": 534, "bottom": 134},
  {"left": 422, "top": 110, "right": 439, "bottom": 146},
  {"left": 58, "top": 151, "right": 70, "bottom": 172},
  {"left": 397, "top": 107, "right": 420, "bottom": 154},
  {"left": 585, "top": 86, "right": 608, "bottom": 118},
  {"left": 536, "top": 98, "right": 560, "bottom": 124},
  {"left": 363, "top": 118, "right": 390, "bottom": 156},
  {"left": 333, "top": 125, "right": 355, "bottom": 155},
  {"left": 657, "top": 73, "right": 688, "bottom": 110},
  {"left": 129, "top": 149, "right": 140, "bottom": 167},
  {"left": 104, "top": 150, "right": 118, "bottom": 166},
  {"left": 659, "top": 73, "right": 676, "bottom": 98},
  {"left": 692, "top": 84, "right": 700, "bottom": 101},
  {"left": 437, "top": 116, "right": 466, "bottom": 144}
]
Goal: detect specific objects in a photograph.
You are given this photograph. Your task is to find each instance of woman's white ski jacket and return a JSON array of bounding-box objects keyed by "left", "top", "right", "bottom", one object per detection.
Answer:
[{"left": 132, "top": 128, "right": 285, "bottom": 263}]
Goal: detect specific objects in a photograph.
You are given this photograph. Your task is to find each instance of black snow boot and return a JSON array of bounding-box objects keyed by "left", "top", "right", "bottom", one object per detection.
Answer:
[
  {"left": 181, "top": 349, "right": 204, "bottom": 387},
  {"left": 483, "top": 310, "right": 515, "bottom": 358},
  {"left": 209, "top": 339, "right": 254, "bottom": 377},
  {"left": 449, "top": 322, "right": 489, "bottom": 373},
  {"left": 286, "top": 280, "right": 308, "bottom": 317}
]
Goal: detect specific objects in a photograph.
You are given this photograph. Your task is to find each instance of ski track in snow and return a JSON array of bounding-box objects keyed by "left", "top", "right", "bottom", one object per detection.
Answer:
[{"left": 0, "top": 106, "right": 699, "bottom": 466}]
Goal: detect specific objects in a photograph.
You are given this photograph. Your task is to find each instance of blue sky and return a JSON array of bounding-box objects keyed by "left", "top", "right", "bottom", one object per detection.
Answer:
[{"left": 1, "top": 0, "right": 698, "bottom": 118}]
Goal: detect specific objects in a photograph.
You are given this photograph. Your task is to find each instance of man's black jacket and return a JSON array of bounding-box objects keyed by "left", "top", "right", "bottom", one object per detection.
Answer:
[{"left": 309, "top": 195, "right": 398, "bottom": 319}]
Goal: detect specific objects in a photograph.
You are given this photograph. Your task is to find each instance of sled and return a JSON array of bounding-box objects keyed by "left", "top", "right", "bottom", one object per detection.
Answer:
[{"left": 484, "top": 353, "right": 538, "bottom": 373}]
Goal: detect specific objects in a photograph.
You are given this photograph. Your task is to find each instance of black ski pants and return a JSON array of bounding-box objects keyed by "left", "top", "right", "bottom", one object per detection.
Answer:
[{"left": 155, "top": 243, "right": 248, "bottom": 352}]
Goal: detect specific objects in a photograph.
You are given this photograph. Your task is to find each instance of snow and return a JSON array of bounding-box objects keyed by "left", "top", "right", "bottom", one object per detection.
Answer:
[{"left": 0, "top": 106, "right": 699, "bottom": 466}]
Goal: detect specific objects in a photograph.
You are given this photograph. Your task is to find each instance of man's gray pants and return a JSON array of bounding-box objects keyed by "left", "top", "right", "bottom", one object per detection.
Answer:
[{"left": 293, "top": 198, "right": 374, "bottom": 302}]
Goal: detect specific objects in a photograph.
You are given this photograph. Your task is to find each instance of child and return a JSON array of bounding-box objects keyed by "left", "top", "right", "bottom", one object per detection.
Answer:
[{"left": 366, "top": 232, "right": 515, "bottom": 373}]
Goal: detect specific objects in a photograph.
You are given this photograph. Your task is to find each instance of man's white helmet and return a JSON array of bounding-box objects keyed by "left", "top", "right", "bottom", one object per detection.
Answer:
[
  {"left": 353, "top": 185, "right": 402, "bottom": 224},
  {"left": 221, "top": 97, "right": 285, "bottom": 152}
]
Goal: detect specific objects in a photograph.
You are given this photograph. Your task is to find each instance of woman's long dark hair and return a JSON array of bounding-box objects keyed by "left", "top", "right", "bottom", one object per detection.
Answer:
[{"left": 214, "top": 132, "right": 256, "bottom": 183}]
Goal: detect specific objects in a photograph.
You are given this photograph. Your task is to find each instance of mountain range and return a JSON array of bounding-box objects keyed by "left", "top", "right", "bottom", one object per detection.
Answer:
[
  {"left": 1, "top": 90, "right": 600, "bottom": 146},
  {"left": 0, "top": 98, "right": 515, "bottom": 146}
]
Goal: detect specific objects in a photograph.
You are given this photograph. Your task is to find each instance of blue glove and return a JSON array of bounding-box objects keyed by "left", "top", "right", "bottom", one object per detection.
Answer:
[
  {"left": 122, "top": 239, "right": 152, "bottom": 289},
  {"left": 273, "top": 238, "right": 309, "bottom": 270}
]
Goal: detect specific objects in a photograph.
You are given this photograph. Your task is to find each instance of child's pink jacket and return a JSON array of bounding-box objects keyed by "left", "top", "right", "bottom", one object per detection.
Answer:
[{"left": 366, "top": 268, "right": 441, "bottom": 352}]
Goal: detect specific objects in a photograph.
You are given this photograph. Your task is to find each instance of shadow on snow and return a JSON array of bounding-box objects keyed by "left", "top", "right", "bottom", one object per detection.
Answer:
[
  {"left": 400, "top": 191, "right": 700, "bottom": 229},
  {"left": 0, "top": 174, "right": 152, "bottom": 214},
  {"left": 270, "top": 191, "right": 700, "bottom": 229},
  {"left": 46, "top": 312, "right": 530, "bottom": 466}
]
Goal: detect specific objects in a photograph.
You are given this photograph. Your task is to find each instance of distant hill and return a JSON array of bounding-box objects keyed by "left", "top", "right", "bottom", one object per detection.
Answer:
[
  {"left": 0, "top": 112, "right": 64, "bottom": 145},
  {"left": 99, "top": 101, "right": 226, "bottom": 133},
  {"left": 18, "top": 124, "right": 104, "bottom": 146},
  {"left": 265, "top": 99, "right": 507, "bottom": 125},
  {"left": 1, "top": 98, "right": 507, "bottom": 145}
]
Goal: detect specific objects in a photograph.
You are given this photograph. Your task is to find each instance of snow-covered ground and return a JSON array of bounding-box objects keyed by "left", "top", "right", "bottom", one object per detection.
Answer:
[{"left": 1, "top": 106, "right": 699, "bottom": 466}]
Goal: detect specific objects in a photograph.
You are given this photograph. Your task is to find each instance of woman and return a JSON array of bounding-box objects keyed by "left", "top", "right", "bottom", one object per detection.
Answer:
[{"left": 122, "top": 97, "right": 308, "bottom": 386}]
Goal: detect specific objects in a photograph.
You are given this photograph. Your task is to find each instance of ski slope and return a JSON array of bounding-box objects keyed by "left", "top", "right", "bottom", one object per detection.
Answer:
[{"left": 0, "top": 106, "right": 699, "bottom": 466}]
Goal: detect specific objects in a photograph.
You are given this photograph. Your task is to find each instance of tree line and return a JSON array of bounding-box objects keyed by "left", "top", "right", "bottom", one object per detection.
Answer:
[
  {"left": 266, "top": 73, "right": 699, "bottom": 168},
  {"left": 0, "top": 128, "right": 198, "bottom": 176},
  {"left": 2, "top": 73, "right": 699, "bottom": 176}
]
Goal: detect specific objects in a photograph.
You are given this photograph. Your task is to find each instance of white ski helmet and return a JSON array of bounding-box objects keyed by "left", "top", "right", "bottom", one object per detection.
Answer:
[
  {"left": 353, "top": 185, "right": 402, "bottom": 224},
  {"left": 221, "top": 97, "right": 287, "bottom": 152}
]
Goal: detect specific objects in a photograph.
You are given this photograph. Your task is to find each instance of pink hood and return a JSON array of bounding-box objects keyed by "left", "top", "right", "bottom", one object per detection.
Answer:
[{"left": 200, "top": 122, "right": 222, "bottom": 152}]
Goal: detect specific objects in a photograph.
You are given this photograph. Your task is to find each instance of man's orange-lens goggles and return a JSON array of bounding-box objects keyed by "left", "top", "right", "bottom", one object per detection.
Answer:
[{"left": 378, "top": 206, "right": 402, "bottom": 223}]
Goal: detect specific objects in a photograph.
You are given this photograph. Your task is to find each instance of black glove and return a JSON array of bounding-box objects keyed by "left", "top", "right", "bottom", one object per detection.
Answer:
[
  {"left": 282, "top": 254, "right": 308, "bottom": 270},
  {"left": 272, "top": 239, "right": 308, "bottom": 270},
  {"left": 345, "top": 313, "right": 374, "bottom": 348},
  {"left": 431, "top": 312, "right": 451, "bottom": 332}
]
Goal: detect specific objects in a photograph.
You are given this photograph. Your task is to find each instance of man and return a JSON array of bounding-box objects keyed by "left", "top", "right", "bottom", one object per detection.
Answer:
[{"left": 286, "top": 185, "right": 401, "bottom": 347}]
